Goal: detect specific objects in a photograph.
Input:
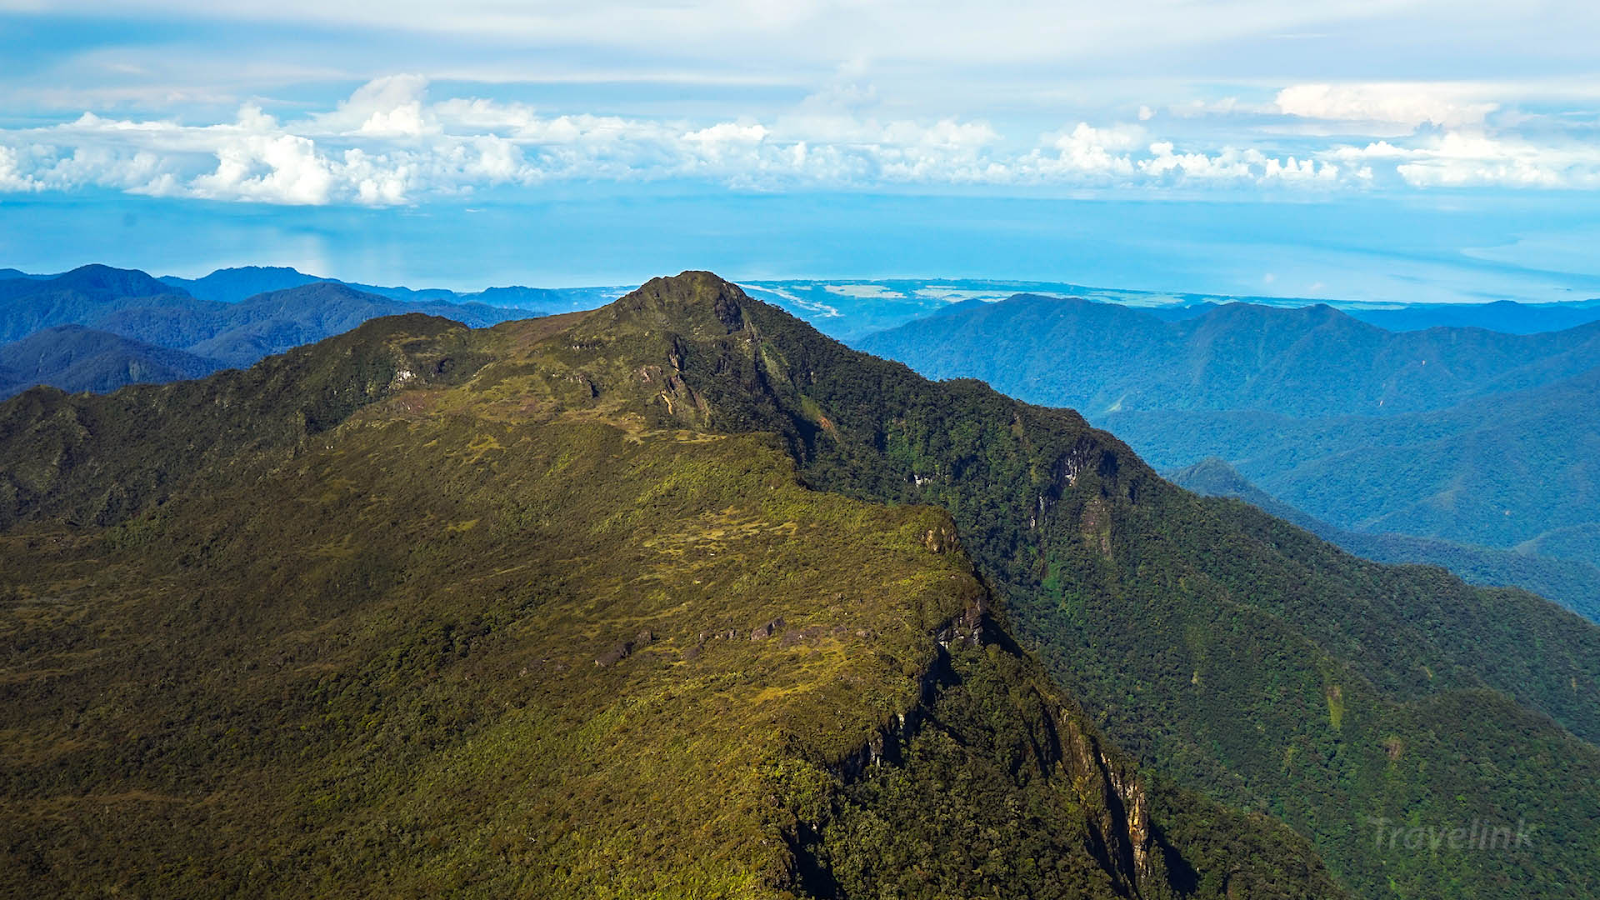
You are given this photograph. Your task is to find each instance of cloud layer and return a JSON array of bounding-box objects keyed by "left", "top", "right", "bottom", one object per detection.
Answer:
[{"left": 1, "top": 75, "right": 1597, "bottom": 206}]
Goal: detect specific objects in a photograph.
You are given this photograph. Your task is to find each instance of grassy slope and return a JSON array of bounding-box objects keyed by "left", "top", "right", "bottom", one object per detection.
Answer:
[{"left": 0, "top": 297, "right": 1335, "bottom": 898}]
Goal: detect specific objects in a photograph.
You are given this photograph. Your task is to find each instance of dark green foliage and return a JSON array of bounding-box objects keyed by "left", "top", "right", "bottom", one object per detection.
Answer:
[
  {"left": 0, "top": 313, "right": 487, "bottom": 529},
  {"left": 622, "top": 277, "right": 1600, "bottom": 898},
  {"left": 808, "top": 643, "right": 1344, "bottom": 900}
]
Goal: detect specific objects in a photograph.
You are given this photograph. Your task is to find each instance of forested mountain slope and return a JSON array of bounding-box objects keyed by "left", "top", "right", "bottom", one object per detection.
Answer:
[
  {"left": 858, "top": 293, "right": 1600, "bottom": 419},
  {"left": 1167, "top": 457, "right": 1600, "bottom": 622},
  {"left": 0, "top": 303, "right": 1333, "bottom": 898},
  {"left": 0, "top": 325, "right": 224, "bottom": 397},
  {"left": 5, "top": 273, "right": 1599, "bottom": 898}
]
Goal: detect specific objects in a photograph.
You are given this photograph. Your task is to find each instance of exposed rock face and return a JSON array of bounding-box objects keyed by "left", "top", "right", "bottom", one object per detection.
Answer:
[
  {"left": 594, "top": 641, "right": 632, "bottom": 667},
  {"left": 749, "top": 618, "right": 785, "bottom": 641},
  {"left": 922, "top": 522, "right": 960, "bottom": 554},
  {"left": 1060, "top": 714, "right": 1154, "bottom": 892},
  {"left": 815, "top": 592, "right": 1157, "bottom": 898}
]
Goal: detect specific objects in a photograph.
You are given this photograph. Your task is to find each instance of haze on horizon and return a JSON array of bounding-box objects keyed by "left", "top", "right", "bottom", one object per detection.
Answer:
[{"left": 1, "top": 1, "right": 1598, "bottom": 303}]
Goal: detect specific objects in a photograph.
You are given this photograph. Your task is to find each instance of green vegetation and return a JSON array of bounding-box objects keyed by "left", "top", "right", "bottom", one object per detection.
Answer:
[
  {"left": 0, "top": 288, "right": 1334, "bottom": 897},
  {"left": 625, "top": 277, "right": 1600, "bottom": 898},
  {"left": 6, "top": 271, "right": 1600, "bottom": 897}
]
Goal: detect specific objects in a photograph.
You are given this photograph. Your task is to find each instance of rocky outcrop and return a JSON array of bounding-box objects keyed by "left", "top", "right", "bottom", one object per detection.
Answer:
[{"left": 809, "top": 591, "right": 1156, "bottom": 898}]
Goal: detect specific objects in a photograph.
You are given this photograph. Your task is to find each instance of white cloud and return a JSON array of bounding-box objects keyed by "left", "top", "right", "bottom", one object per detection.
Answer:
[
  {"left": 0, "top": 76, "right": 1594, "bottom": 205},
  {"left": 1326, "top": 131, "right": 1600, "bottom": 189},
  {"left": 323, "top": 74, "right": 437, "bottom": 137},
  {"left": 0, "top": 145, "right": 40, "bottom": 192},
  {"left": 1024, "top": 123, "right": 1141, "bottom": 178},
  {"left": 1275, "top": 83, "right": 1500, "bottom": 130},
  {"left": 190, "top": 133, "right": 335, "bottom": 204}
]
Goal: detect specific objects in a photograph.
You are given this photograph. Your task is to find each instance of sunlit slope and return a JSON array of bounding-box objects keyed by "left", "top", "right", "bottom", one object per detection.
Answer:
[{"left": 0, "top": 301, "right": 1336, "bottom": 898}]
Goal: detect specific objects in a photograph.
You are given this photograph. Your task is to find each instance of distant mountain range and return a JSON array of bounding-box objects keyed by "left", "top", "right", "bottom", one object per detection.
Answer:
[
  {"left": 1106, "top": 364, "right": 1600, "bottom": 560},
  {"left": 1169, "top": 457, "right": 1600, "bottom": 622},
  {"left": 0, "top": 325, "right": 224, "bottom": 396},
  {"left": 7, "top": 273, "right": 1600, "bottom": 898},
  {"left": 157, "top": 265, "right": 626, "bottom": 310},
  {"left": 0, "top": 265, "right": 555, "bottom": 395},
  {"left": 857, "top": 293, "right": 1600, "bottom": 599},
  {"left": 741, "top": 278, "right": 1600, "bottom": 340},
  {"left": 858, "top": 294, "right": 1600, "bottom": 418}
]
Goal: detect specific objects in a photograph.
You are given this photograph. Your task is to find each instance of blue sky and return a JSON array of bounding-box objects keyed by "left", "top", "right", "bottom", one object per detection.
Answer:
[{"left": 1, "top": 1, "right": 1597, "bottom": 300}]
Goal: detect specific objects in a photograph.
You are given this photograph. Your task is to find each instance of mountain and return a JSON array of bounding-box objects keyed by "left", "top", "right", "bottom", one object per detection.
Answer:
[
  {"left": 1105, "top": 364, "right": 1600, "bottom": 566},
  {"left": 856, "top": 293, "right": 1600, "bottom": 419},
  {"left": 4, "top": 272, "right": 1600, "bottom": 898},
  {"left": 163, "top": 282, "right": 528, "bottom": 366},
  {"left": 0, "top": 305, "right": 1338, "bottom": 899},
  {"left": 0, "top": 264, "right": 201, "bottom": 343},
  {"left": 161, "top": 265, "right": 625, "bottom": 312},
  {"left": 1346, "top": 299, "right": 1600, "bottom": 334},
  {"left": 0, "top": 268, "right": 534, "bottom": 390},
  {"left": 1522, "top": 523, "right": 1600, "bottom": 569},
  {"left": 0, "top": 325, "right": 224, "bottom": 397},
  {"left": 857, "top": 293, "right": 1600, "bottom": 571},
  {"left": 157, "top": 265, "right": 323, "bottom": 302},
  {"left": 1169, "top": 457, "right": 1600, "bottom": 622}
]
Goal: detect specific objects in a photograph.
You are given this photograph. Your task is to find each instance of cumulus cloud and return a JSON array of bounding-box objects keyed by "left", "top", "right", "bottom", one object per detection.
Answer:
[
  {"left": 0, "top": 76, "right": 1592, "bottom": 205},
  {"left": 1329, "top": 132, "right": 1600, "bottom": 189},
  {"left": 1275, "top": 83, "right": 1499, "bottom": 130},
  {"left": 1015, "top": 123, "right": 1339, "bottom": 186}
]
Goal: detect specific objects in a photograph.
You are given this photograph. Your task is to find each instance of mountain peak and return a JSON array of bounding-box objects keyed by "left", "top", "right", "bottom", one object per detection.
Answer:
[
  {"left": 46, "top": 264, "right": 180, "bottom": 300},
  {"left": 588, "top": 270, "right": 751, "bottom": 335}
]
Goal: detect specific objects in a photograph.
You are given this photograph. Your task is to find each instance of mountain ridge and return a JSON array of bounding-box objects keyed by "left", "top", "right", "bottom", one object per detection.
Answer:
[
  {"left": 1167, "top": 456, "right": 1600, "bottom": 621},
  {"left": 0, "top": 280, "right": 1341, "bottom": 898},
  {"left": 0, "top": 324, "right": 225, "bottom": 397},
  {"left": 856, "top": 291, "right": 1600, "bottom": 418},
  {"left": 4, "top": 272, "right": 1599, "bottom": 896}
]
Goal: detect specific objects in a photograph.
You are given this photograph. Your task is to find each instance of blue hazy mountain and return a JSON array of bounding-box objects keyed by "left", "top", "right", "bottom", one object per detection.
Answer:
[
  {"left": 93, "top": 280, "right": 532, "bottom": 366},
  {"left": 0, "top": 264, "right": 201, "bottom": 343},
  {"left": 1169, "top": 457, "right": 1600, "bottom": 622},
  {"left": 857, "top": 292, "right": 1600, "bottom": 582},
  {"left": 0, "top": 324, "right": 224, "bottom": 397},
  {"left": 741, "top": 278, "right": 1600, "bottom": 341},
  {"left": 1345, "top": 298, "right": 1600, "bottom": 334},
  {"left": 1105, "top": 364, "right": 1600, "bottom": 565},
  {"left": 0, "top": 267, "right": 535, "bottom": 386},
  {"left": 160, "top": 265, "right": 625, "bottom": 312},
  {"left": 0, "top": 268, "right": 53, "bottom": 281},
  {"left": 856, "top": 294, "right": 1600, "bottom": 418}
]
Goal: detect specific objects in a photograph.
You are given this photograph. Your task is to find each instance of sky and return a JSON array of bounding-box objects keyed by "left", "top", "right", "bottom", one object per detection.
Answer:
[{"left": 0, "top": 1, "right": 1597, "bottom": 301}]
